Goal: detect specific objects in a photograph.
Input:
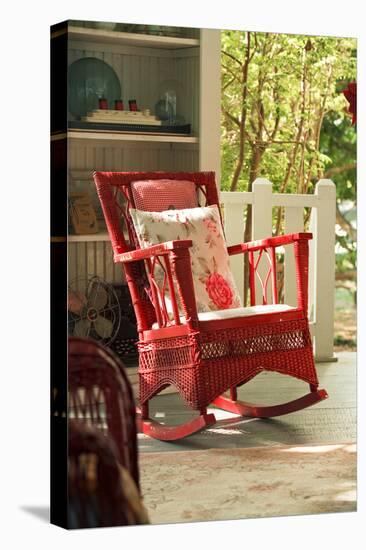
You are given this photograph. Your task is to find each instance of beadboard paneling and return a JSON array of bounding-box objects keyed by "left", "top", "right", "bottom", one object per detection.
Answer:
[
  {"left": 68, "top": 240, "right": 124, "bottom": 287},
  {"left": 68, "top": 140, "right": 198, "bottom": 172}
]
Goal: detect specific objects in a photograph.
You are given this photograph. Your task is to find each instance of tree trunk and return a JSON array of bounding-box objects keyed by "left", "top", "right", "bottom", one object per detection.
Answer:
[
  {"left": 230, "top": 32, "right": 251, "bottom": 192},
  {"left": 243, "top": 145, "right": 264, "bottom": 305}
]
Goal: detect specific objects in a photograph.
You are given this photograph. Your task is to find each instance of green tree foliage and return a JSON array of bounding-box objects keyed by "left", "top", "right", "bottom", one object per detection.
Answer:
[{"left": 221, "top": 31, "right": 356, "bottom": 301}]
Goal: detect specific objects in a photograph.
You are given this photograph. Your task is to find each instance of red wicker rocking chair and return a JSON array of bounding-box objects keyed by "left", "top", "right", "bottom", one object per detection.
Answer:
[{"left": 93, "top": 171, "right": 328, "bottom": 441}]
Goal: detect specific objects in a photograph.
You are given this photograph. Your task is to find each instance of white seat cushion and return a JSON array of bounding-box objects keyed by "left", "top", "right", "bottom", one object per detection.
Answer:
[
  {"left": 152, "top": 304, "right": 295, "bottom": 328},
  {"left": 196, "top": 303, "right": 295, "bottom": 321}
]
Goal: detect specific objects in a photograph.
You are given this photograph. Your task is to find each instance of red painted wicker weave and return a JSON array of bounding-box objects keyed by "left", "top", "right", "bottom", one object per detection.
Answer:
[
  {"left": 93, "top": 171, "right": 328, "bottom": 440},
  {"left": 68, "top": 337, "right": 139, "bottom": 486}
]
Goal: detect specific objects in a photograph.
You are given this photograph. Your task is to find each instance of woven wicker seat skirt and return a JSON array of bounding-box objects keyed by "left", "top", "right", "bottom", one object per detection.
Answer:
[{"left": 139, "top": 310, "right": 317, "bottom": 409}]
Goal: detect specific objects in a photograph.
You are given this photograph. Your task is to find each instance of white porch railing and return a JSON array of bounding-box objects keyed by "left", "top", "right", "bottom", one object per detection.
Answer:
[{"left": 221, "top": 178, "right": 337, "bottom": 362}]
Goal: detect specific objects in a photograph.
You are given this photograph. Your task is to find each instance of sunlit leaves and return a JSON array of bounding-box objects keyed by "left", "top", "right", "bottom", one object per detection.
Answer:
[{"left": 221, "top": 31, "right": 357, "bottom": 194}]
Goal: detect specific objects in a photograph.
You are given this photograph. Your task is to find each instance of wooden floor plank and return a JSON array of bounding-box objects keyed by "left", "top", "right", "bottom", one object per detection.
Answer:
[{"left": 137, "top": 352, "right": 356, "bottom": 453}]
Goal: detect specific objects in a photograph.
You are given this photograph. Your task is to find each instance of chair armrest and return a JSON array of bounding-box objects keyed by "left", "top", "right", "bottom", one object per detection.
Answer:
[
  {"left": 115, "top": 239, "right": 198, "bottom": 329},
  {"left": 227, "top": 232, "right": 312, "bottom": 314},
  {"left": 227, "top": 232, "right": 312, "bottom": 256},
  {"left": 114, "top": 239, "right": 193, "bottom": 263}
]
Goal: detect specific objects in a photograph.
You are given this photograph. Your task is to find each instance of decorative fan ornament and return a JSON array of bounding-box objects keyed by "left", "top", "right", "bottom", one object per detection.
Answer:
[
  {"left": 68, "top": 276, "right": 121, "bottom": 345},
  {"left": 342, "top": 82, "right": 357, "bottom": 125}
]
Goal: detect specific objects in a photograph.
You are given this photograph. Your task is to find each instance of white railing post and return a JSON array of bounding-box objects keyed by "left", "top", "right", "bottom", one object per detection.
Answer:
[
  {"left": 284, "top": 207, "right": 304, "bottom": 307},
  {"left": 252, "top": 179, "right": 273, "bottom": 303},
  {"left": 312, "top": 179, "right": 337, "bottom": 361}
]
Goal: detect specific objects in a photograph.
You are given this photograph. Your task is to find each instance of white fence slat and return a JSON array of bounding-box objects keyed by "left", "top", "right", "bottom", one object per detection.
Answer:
[
  {"left": 272, "top": 193, "right": 317, "bottom": 207},
  {"left": 222, "top": 192, "right": 253, "bottom": 205},
  {"left": 252, "top": 179, "right": 273, "bottom": 304},
  {"left": 284, "top": 206, "right": 304, "bottom": 307},
  {"left": 223, "top": 202, "right": 245, "bottom": 304}
]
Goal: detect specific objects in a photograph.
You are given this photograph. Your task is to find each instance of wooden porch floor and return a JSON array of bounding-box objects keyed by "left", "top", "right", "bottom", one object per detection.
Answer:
[{"left": 136, "top": 351, "right": 356, "bottom": 453}]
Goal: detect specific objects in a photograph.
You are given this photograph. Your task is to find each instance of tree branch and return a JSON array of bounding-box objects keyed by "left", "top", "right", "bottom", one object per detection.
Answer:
[
  {"left": 230, "top": 31, "right": 252, "bottom": 192},
  {"left": 222, "top": 108, "right": 240, "bottom": 127},
  {"left": 221, "top": 63, "right": 241, "bottom": 83},
  {"left": 222, "top": 76, "right": 237, "bottom": 92},
  {"left": 324, "top": 162, "right": 356, "bottom": 178},
  {"left": 222, "top": 50, "right": 242, "bottom": 67},
  {"left": 336, "top": 270, "right": 356, "bottom": 282},
  {"left": 336, "top": 203, "right": 357, "bottom": 241}
]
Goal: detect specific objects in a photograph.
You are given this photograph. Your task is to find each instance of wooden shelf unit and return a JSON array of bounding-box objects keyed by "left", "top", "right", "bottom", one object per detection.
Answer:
[
  {"left": 64, "top": 22, "right": 221, "bottom": 284},
  {"left": 67, "top": 26, "right": 200, "bottom": 49},
  {"left": 67, "top": 232, "right": 110, "bottom": 242},
  {"left": 67, "top": 130, "right": 199, "bottom": 144}
]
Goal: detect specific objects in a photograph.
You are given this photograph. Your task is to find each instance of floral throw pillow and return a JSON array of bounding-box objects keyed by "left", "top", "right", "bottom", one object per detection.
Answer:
[{"left": 130, "top": 205, "right": 242, "bottom": 313}]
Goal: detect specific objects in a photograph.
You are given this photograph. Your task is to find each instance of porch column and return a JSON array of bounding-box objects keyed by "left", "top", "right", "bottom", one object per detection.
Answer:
[
  {"left": 311, "top": 179, "right": 337, "bottom": 362},
  {"left": 199, "top": 29, "right": 221, "bottom": 189}
]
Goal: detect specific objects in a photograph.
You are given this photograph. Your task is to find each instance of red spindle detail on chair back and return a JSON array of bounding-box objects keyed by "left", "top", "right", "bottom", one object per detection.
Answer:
[
  {"left": 294, "top": 239, "right": 309, "bottom": 315},
  {"left": 249, "top": 251, "right": 256, "bottom": 306},
  {"left": 163, "top": 255, "right": 181, "bottom": 326},
  {"left": 68, "top": 337, "right": 140, "bottom": 489},
  {"left": 249, "top": 246, "right": 279, "bottom": 306},
  {"left": 270, "top": 247, "right": 278, "bottom": 304},
  {"left": 169, "top": 247, "right": 199, "bottom": 330},
  {"left": 146, "top": 257, "right": 165, "bottom": 328}
]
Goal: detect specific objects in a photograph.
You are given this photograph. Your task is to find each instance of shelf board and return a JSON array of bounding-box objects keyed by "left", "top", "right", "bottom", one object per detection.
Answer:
[
  {"left": 68, "top": 27, "right": 199, "bottom": 49},
  {"left": 67, "top": 130, "right": 199, "bottom": 144},
  {"left": 68, "top": 232, "right": 110, "bottom": 242}
]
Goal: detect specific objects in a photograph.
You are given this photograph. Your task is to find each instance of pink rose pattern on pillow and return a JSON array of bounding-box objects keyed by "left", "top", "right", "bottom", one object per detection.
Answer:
[
  {"left": 205, "top": 272, "right": 234, "bottom": 309},
  {"left": 130, "top": 205, "right": 242, "bottom": 313}
]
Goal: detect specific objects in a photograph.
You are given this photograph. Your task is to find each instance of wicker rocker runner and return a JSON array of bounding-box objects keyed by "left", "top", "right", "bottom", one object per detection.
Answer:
[{"left": 93, "top": 171, "right": 328, "bottom": 441}]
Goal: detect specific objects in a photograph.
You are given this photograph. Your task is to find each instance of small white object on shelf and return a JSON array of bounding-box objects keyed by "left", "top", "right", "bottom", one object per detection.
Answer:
[{"left": 82, "top": 109, "right": 163, "bottom": 126}]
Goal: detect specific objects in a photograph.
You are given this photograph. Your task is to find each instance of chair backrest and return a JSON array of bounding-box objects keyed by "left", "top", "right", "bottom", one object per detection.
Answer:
[
  {"left": 131, "top": 178, "right": 199, "bottom": 211},
  {"left": 68, "top": 337, "right": 139, "bottom": 489},
  {"left": 93, "top": 171, "right": 220, "bottom": 256},
  {"left": 93, "top": 171, "right": 221, "bottom": 332}
]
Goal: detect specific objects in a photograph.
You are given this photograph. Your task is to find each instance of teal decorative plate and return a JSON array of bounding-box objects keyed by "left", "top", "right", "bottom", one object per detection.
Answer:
[{"left": 68, "top": 57, "right": 121, "bottom": 118}]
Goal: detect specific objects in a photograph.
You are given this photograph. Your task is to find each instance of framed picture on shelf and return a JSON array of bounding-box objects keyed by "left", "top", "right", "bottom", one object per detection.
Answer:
[
  {"left": 69, "top": 171, "right": 105, "bottom": 224},
  {"left": 68, "top": 191, "right": 98, "bottom": 234}
]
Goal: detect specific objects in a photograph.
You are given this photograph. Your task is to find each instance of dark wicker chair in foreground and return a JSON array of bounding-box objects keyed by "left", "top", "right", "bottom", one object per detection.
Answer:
[
  {"left": 93, "top": 170, "right": 328, "bottom": 441},
  {"left": 68, "top": 337, "right": 139, "bottom": 488},
  {"left": 68, "top": 421, "right": 149, "bottom": 528}
]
